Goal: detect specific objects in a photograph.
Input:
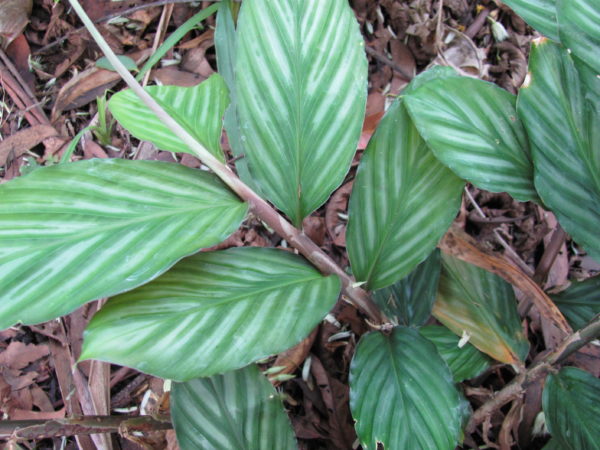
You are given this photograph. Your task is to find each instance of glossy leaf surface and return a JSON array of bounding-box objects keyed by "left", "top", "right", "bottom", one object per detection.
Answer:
[
  {"left": 172, "top": 365, "right": 297, "bottom": 450},
  {"left": 350, "top": 327, "right": 468, "bottom": 450},
  {"left": 372, "top": 249, "right": 441, "bottom": 326},
  {"left": 433, "top": 254, "right": 529, "bottom": 364},
  {"left": 109, "top": 74, "right": 229, "bottom": 161},
  {"left": 420, "top": 325, "right": 491, "bottom": 382},
  {"left": 543, "top": 367, "right": 600, "bottom": 450},
  {"left": 235, "top": 0, "right": 368, "bottom": 226},
  {"left": 551, "top": 276, "right": 600, "bottom": 330},
  {"left": 82, "top": 247, "right": 340, "bottom": 380},
  {"left": 557, "top": 0, "right": 600, "bottom": 74},
  {"left": 0, "top": 159, "right": 246, "bottom": 329},
  {"left": 405, "top": 76, "right": 538, "bottom": 203},
  {"left": 347, "top": 98, "right": 463, "bottom": 290},
  {"left": 501, "top": 0, "right": 559, "bottom": 41},
  {"left": 517, "top": 40, "right": 600, "bottom": 260}
]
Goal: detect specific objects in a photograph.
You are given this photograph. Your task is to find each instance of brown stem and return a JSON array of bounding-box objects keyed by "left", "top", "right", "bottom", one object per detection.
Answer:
[
  {"left": 0, "top": 415, "right": 171, "bottom": 440},
  {"left": 68, "top": 0, "right": 385, "bottom": 325},
  {"left": 466, "top": 314, "right": 600, "bottom": 433}
]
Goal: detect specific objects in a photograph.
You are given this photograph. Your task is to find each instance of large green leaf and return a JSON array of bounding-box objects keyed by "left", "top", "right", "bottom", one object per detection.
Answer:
[
  {"left": 108, "top": 74, "right": 229, "bottom": 161},
  {"left": 235, "top": 0, "right": 368, "bottom": 226},
  {"left": 171, "top": 365, "right": 297, "bottom": 450},
  {"left": 551, "top": 276, "right": 600, "bottom": 330},
  {"left": 543, "top": 367, "right": 600, "bottom": 450},
  {"left": 404, "top": 76, "right": 539, "bottom": 203},
  {"left": 347, "top": 98, "right": 464, "bottom": 290},
  {"left": 0, "top": 159, "right": 246, "bottom": 329},
  {"left": 372, "top": 249, "right": 441, "bottom": 326},
  {"left": 420, "top": 325, "right": 491, "bottom": 382},
  {"left": 557, "top": 0, "right": 600, "bottom": 75},
  {"left": 501, "top": 0, "right": 559, "bottom": 42},
  {"left": 517, "top": 40, "right": 600, "bottom": 260},
  {"left": 81, "top": 247, "right": 340, "bottom": 380},
  {"left": 433, "top": 253, "right": 530, "bottom": 364},
  {"left": 349, "top": 327, "right": 469, "bottom": 450}
]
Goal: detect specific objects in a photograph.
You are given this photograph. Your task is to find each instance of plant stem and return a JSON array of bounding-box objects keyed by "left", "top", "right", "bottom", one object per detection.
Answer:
[
  {"left": 466, "top": 314, "right": 600, "bottom": 433},
  {"left": 0, "top": 415, "right": 171, "bottom": 440},
  {"left": 67, "top": 0, "right": 385, "bottom": 324}
]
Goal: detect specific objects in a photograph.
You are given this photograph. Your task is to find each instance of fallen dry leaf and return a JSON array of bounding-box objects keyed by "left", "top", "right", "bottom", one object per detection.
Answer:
[
  {"left": 0, "top": 0, "right": 32, "bottom": 49},
  {"left": 0, "top": 124, "right": 58, "bottom": 166},
  {"left": 325, "top": 181, "right": 353, "bottom": 247},
  {"left": 0, "top": 341, "right": 50, "bottom": 370}
]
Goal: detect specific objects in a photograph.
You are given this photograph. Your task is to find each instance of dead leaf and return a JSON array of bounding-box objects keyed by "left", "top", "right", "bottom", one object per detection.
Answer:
[
  {"left": 271, "top": 328, "right": 318, "bottom": 386},
  {"left": 0, "top": 124, "right": 58, "bottom": 166},
  {"left": 439, "top": 225, "right": 572, "bottom": 338},
  {"left": 82, "top": 0, "right": 147, "bottom": 22},
  {"left": 325, "top": 181, "right": 353, "bottom": 247},
  {"left": 151, "top": 67, "right": 206, "bottom": 87},
  {"left": 0, "top": 342, "right": 50, "bottom": 370},
  {"left": 302, "top": 216, "right": 326, "bottom": 247},
  {"left": 0, "top": 0, "right": 32, "bottom": 49}
]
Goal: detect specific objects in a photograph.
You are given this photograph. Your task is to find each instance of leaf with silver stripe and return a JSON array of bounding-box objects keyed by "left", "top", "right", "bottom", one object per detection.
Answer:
[
  {"left": 558, "top": 0, "right": 600, "bottom": 74},
  {"left": 517, "top": 39, "right": 600, "bottom": 260},
  {"left": 501, "top": 0, "right": 559, "bottom": 41},
  {"left": 405, "top": 75, "right": 539, "bottom": 203},
  {"left": 109, "top": 74, "right": 229, "bottom": 161},
  {"left": 234, "top": 0, "right": 368, "bottom": 226},
  {"left": 0, "top": 159, "right": 247, "bottom": 329},
  {"left": 347, "top": 98, "right": 464, "bottom": 290},
  {"left": 81, "top": 247, "right": 340, "bottom": 380},
  {"left": 350, "top": 327, "right": 469, "bottom": 450},
  {"left": 172, "top": 365, "right": 297, "bottom": 450}
]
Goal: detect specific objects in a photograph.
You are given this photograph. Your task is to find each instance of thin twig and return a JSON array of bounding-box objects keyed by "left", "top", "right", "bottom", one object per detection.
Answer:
[
  {"left": 0, "top": 415, "right": 171, "bottom": 440},
  {"left": 67, "top": 0, "right": 385, "bottom": 325},
  {"left": 533, "top": 224, "right": 567, "bottom": 285},
  {"left": 466, "top": 314, "right": 600, "bottom": 433}
]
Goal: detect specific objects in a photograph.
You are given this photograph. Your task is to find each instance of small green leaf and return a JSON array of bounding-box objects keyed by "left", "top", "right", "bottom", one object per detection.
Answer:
[
  {"left": 82, "top": 247, "right": 340, "bottom": 380},
  {"left": 347, "top": 98, "right": 464, "bottom": 290},
  {"left": 0, "top": 159, "right": 247, "bottom": 329},
  {"left": 109, "top": 73, "right": 229, "bottom": 161},
  {"left": 172, "top": 365, "right": 297, "bottom": 450},
  {"left": 551, "top": 276, "right": 600, "bottom": 330},
  {"left": 96, "top": 55, "right": 138, "bottom": 72},
  {"left": 517, "top": 40, "right": 600, "bottom": 260},
  {"left": 557, "top": 0, "right": 600, "bottom": 75},
  {"left": 235, "top": 0, "right": 368, "bottom": 226},
  {"left": 372, "top": 249, "right": 442, "bottom": 326},
  {"left": 405, "top": 75, "right": 539, "bottom": 203},
  {"left": 420, "top": 325, "right": 491, "bottom": 382},
  {"left": 350, "top": 327, "right": 469, "bottom": 450},
  {"left": 433, "top": 253, "right": 529, "bottom": 364},
  {"left": 543, "top": 367, "right": 600, "bottom": 450},
  {"left": 501, "top": 0, "right": 559, "bottom": 41}
]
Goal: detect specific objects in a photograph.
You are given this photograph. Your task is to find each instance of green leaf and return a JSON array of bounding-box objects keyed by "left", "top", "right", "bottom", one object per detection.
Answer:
[
  {"left": 371, "top": 249, "right": 442, "bottom": 326},
  {"left": 108, "top": 74, "right": 229, "bottom": 162},
  {"left": 81, "top": 247, "right": 340, "bottom": 380},
  {"left": 517, "top": 40, "right": 600, "bottom": 260},
  {"left": 543, "top": 439, "right": 562, "bottom": 450},
  {"left": 420, "top": 325, "right": 491, "bottom": 382},
  {"left": 172, "top": 365, "right": 297, "bottom": 450},
  {"left": 215, "top": 0, "right": 262, "bottom": 195},
  {"left": 401, "top": 65, "right": 460, "bottom": 95},
  {"left": 543, "top": 367, "right": 600, "bottom": 450},
  {"left": 433, "top": 253, "right": 530, "bottom": 364},
  {"left": 0, "top": 159, "right": 247, "bottom": 329},
  {"left": 96, "top": 55, "right": 137, "bottom": 72},
  {"left": 551, "top": 276, "right": 600, "bottom": 330},
  {"left": 557, "top": 0, "right": 600, "bottom": 75},
  {"left": 235, "top": 0, "right": 368, "bottom": 226},
  {"left": 501, "top": 0, "right": 559, "bottom": 41},
  {"left": 404, "top": 76, "right": 539, "bottom": 203},
  {"left": 350, "top": 327, "right": 469, "bottom": 450},
  {"left": 347, "top": 98, "right": 464, "bottom": 290}
]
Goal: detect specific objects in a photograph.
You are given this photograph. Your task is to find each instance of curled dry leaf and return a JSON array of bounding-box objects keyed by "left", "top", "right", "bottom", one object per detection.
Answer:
[
  {"left": 439, "top": 225, "right": 572, "bottom": 338},
  {"left": 0, "top": 0, "right": 32, "bottom": 49},
  {"left": 0, "top": 125, "right": 58, "bottom": 167},
  {"left": 325, "top": 181, "right": 353, "bottom": 247}
]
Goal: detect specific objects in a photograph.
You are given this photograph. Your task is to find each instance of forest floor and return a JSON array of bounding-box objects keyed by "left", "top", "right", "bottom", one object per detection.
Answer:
[{"left": 0, "top": 0, "right": 598, "bottom": 449}]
